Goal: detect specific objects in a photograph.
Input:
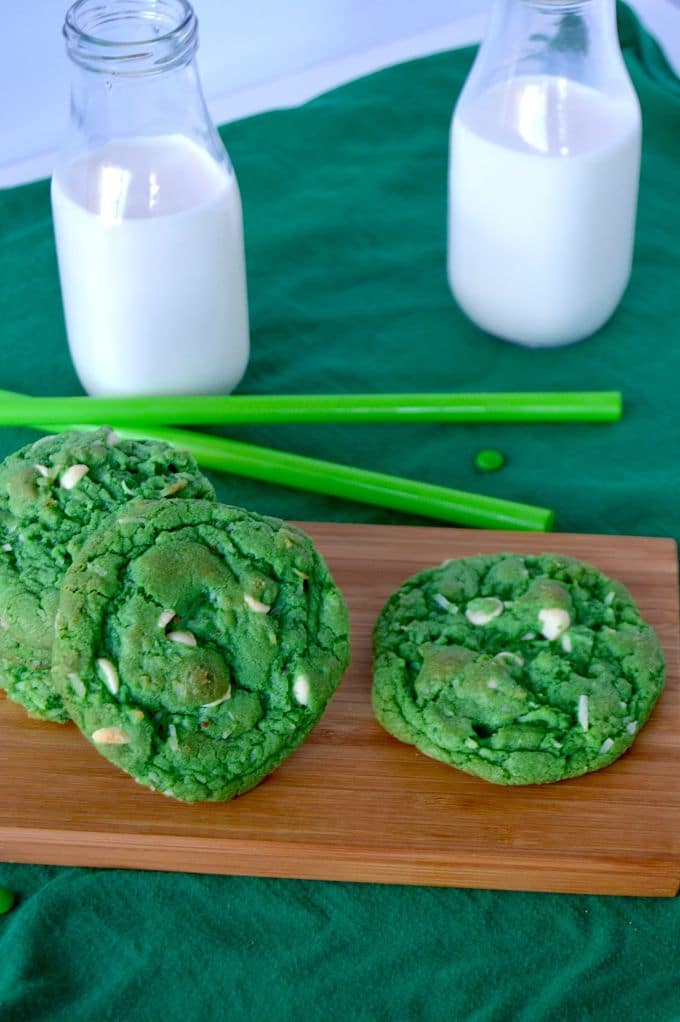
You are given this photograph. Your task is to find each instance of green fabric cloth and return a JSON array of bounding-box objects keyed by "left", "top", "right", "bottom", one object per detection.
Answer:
[{"left": 1, "top": 4, "right": 679, "bottom": 1019}]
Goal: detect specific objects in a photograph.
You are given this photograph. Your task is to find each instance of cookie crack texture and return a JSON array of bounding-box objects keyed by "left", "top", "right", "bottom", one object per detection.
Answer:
[
  {"left": 51, "top": 499, "right": 350, "bottom": 801},
  {"left": 372, "top": 553, "right": 664, "bottom": 785}
]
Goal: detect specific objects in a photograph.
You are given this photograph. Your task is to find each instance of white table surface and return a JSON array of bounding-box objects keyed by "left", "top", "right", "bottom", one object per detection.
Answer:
[{"left": 1, "top": 0, "right": 678, "bottom": 189}]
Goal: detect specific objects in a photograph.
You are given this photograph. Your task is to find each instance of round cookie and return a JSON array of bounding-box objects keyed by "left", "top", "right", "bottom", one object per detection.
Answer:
[
  {"left": 372, "top": 553, "right": 664, "bottom": 785},
  {"left": 51, "top": 499, "right": 350, "bottom": 801},
  {"left": 0, "top": 429, "right": 215, "bottom": 721}
]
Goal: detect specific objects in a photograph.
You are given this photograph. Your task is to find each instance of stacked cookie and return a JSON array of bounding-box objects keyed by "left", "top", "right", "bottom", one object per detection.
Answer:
[{"left": 0, "top": 430, "right": 351, "bottom": 801}]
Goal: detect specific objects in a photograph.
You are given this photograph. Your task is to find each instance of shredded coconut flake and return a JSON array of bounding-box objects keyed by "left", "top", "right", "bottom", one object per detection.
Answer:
[
  {"left": 604, "top": 591, "right": 615, "bottom": 606},
  {"left": 106, "top": 430, "right": 120, "bottom": 446},
  {"left": 92, "top": 726, "right": 129, "bottom": 745},
  {"left": 34, "top": 463, "right": 50, "bottom": 477},
  {"left": 577, "top": 694, "right": 589, "bottom": 731},
  {"left": 160, "top": 480, "right": 188, "bottom": 497},
  {"left": 68, "top": 672, "right": 86, "bottom": 698},
  {"left": 60, "top": 463, "right": 89, "bottom": 490},
  {"left": 599, "top": 738, "right": 614, "bottom": 755},
  {"left": 626, "top": 720, "right": 638, "bottom": 735},
  {"left": 201, "top": 689, "right": 232, "bottom": 709},
  {"left": 167, "top": 630, "right": 197, "bottom": 647},
  {"left": 168, "top": 723, "right": 179, "bottom": 752},
  {"left": 243, "top": 594, "right": 271, "bottom": 614},
  {"left": 487, "top": 678, "right": 499, "bottom": 690},
  {"left": 560, "top": 633, "right": 573, "bottom": 653},
  {"left": 293, "top": 675, "right": 310, "bottom": 706},
  {"left": 1, "top": 543, "right": 11, "bottom": 553},
  {"left": 433, "top": 593, "right": 458, "bottom": 613},
  {"left": 96, "top": 657, "right": 119, "bottom": 695},
  {"left": 157, "top": 608, "right": 176, "bottom": 630}
]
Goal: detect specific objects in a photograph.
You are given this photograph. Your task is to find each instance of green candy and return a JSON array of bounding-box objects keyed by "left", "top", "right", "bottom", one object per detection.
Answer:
[
  {"left": 372, "top": 553, "right": 664, "bottom": 785},
  {"left": 0, "top": 887, "right": 15, "bottom": 915},
  {"left": 51, "top": 499, "right": 350, "bottom": 802},
  {"left": 474, "top": 449, "right": 505, "bottom": 472}
]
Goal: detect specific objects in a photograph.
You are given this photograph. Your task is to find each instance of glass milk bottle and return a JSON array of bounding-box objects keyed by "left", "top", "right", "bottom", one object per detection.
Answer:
[
  {"left": 51, "top": 0, "right": 250, "bottom": 395},
  {"left": 447, "top": 0, "right": 641, "bottom": 347}
]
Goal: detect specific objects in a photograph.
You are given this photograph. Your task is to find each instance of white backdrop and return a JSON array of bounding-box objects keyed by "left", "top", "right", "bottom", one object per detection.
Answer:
[{"left": 1, "top": 0, "right": 678, "bottom": 187}]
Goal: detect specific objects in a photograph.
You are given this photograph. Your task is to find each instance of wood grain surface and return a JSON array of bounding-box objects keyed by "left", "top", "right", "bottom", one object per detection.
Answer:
[{"left": 1, "top": 523, "right": 678, "bottom": 897}]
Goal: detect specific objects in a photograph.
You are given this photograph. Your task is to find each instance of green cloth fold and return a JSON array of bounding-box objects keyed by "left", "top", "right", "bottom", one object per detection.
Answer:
[{"left": 0, "top": 5, "right": 678, "bottom": 1019}]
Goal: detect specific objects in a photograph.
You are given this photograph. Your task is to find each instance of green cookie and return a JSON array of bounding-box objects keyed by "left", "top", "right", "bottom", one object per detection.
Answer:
[
  {"left": 372, "top": 553, "right": 664, "bottom": 785},
  {"left": 51, "top": 499, "right": 350, "bottom": 802},
  {"left": 0, "top": 429, "right": 215, "bottom": 721}
]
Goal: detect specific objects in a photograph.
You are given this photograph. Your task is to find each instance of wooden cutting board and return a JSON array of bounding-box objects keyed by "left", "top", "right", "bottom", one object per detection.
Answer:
[{"left": 1, "top": 524, "right": 678, "bottom": 897}]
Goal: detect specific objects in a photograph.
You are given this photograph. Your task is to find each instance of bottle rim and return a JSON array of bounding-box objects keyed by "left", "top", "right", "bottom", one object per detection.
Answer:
[{"left": 63, "top": 0, "right": 198, "bottom": 75}]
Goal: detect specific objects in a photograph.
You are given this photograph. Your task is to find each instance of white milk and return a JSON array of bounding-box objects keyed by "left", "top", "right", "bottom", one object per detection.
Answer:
[
  {"left": 448, "top": 77, "right": 641, "bottom": 347},
  {"left": 51, "top": 135, "right": 249, "bottom": 395}
]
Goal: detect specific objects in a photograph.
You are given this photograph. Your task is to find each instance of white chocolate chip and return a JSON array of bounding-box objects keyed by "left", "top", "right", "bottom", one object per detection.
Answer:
[
  {"left": 157, "top": 609, "right": 176, "bottom": 630},
  {"left": 168, "top": 723, "right": 179, "bottom": 752},
  {"left": 577, "top": 694, "right": 589, "bottom": 731},
  {"left": 60, "top": 464, "right": 89, "bottom": 490},
  {"left": 293, "top": 674, "right": 310, "bottom": 706},
  {"left": 619, "top": 700, "right": 627, "bottom": 709},
  {"left": 521, "top": 632, "right": 536, "bottom": 641},
  {"left": 68, "top": 672, "right": 86, "bottom": 698},
  {"left": 201, "top": 689, "right": 232, "bottom": 709},
  {"left": 1, "top": 543, "right": 11, "bottom": 553},
  {"left": 106, "top": 430, "right": 120, "bottom": 446},
  {"left": 538, "top": 607, "right": 571, "bottom": 641},
  {"left": 92, "top": 726, "right": 130, "bottom": 745},
  {"left": 34, "top": 463, "right": 50, "bottom": 477},
  {"left": 167, "top": 630, "right": 197, "bottom": 647},
  {"left": 243, "top": 593, "right": 271, "bottom": 614},
  {"left": 96, "top": 657, "right": 119, "bottom": 695},
  {"left": 465, "top": 738, "right": 479, "bottom": 749},
  {"left": 433, "top": 593, "right": 458, "bottom": 613},
  {"left": 486, "top": 678, "right": 499, "bottom": 690},
  {"left": 599, "top": 737, "right": 614, "bottom": 755},
  {"left": 494, "top": 651, "right": 524, "bottom": 668},
  {"left": 604, "top": 591, "right": 615, "bottom": 606},
  {"left": 465, "top": 598, "right": 504, "bottom": 626},
  {"left": 560, "top": 633, "right": 573, "bottom": 654},
  {"left": 626, "top": 720, "right": 638, "bottom": 735}
]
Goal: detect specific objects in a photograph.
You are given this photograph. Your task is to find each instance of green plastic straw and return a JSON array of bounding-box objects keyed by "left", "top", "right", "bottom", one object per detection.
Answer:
[
  {"left": 60, "top": 424, "right": 555, "bottom": 531},
  {"left": 0, "top": 390, "right": 622, "bottom": 426},
  {"left": 0, "top": 389, "right": 554, "bottom": 530}
]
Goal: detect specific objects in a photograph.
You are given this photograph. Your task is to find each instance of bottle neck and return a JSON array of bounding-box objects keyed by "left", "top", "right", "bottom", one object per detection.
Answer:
[
  {"left": 68, "top": 60, "right": 210, "bottom": 147},
  {"left": 470, "top": 0, "right": 631, "bottom": 97},
  {"left": 64, "top": 0, "right": 197, "bottom": 76},
  {"left": 60, "top": 0, "right": 226, "bottom": 166}
]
